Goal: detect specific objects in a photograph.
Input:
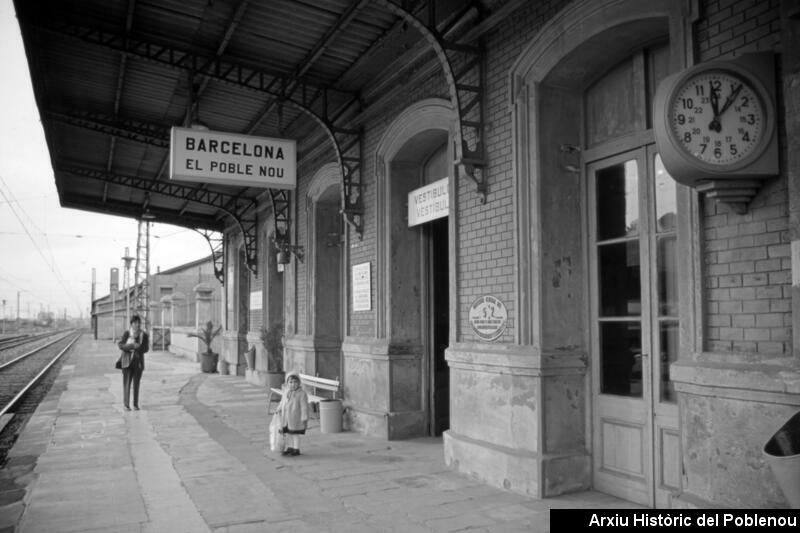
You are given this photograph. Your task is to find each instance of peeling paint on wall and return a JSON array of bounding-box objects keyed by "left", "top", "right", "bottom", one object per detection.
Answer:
[{"left": 552, "top": 256, "right": 573, "bottom": 288}]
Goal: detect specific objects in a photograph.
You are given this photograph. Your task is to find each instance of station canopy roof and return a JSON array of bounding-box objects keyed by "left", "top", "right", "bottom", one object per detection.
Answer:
[{"left": 13, "top": 0, "right": 509, "bottom": 234}]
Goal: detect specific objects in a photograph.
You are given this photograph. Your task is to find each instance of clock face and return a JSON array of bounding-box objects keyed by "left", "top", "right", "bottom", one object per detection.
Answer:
[{"left": 669, "top": 69, "right": 766, "bottom": 167}]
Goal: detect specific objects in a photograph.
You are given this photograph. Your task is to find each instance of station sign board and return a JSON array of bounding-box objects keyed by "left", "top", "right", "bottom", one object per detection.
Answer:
[
  {"left": 408, "top": 177, "right": 448, "bottom": 227},
  {"left": 170, "top": 127, "right": 296, "bottom": 189}
]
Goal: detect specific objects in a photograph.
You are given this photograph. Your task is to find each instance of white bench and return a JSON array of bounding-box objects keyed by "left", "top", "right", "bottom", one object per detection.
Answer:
[{"left": 268, "top": 373, "right": 340, "bottom": 416}]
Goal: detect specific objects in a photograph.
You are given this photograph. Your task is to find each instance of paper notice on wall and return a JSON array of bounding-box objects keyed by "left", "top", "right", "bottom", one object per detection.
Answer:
[
  {"left": 352, "top": 262, "right": 371, "bottom": 311},
  {"left": 249, "top": 291, "right": 262, "bottom": 310}
]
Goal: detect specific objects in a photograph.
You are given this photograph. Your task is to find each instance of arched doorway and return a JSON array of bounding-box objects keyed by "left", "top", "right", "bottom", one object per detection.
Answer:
[
  {"left": 387, "top": 132, "right": 450, "bottom": 436},
  {"left": 422, "top": 144, "right": 449, "bottom": 435},
  {"left": 307, "top": 164, "right": 344, "bottom": 379},
  {"left": 510, "top": 0, "right": 694, "bottom": 505},
  {"left": 261, "top": 219, "right": 285, "bottom": 387},
  {"left": 373, "top": 98, "right": 455, "bottom": 438},
  {"left": 235, "top": 244, "right": 249, "bottom": 375}
]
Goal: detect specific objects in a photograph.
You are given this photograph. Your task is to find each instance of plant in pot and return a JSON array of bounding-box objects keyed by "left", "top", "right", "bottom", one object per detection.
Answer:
[
  {"left": 188, "top": 321, "right": 222, "bottom": 373},
  {"left": 260, "top": 321, "right": 284, "bottom": 388}
]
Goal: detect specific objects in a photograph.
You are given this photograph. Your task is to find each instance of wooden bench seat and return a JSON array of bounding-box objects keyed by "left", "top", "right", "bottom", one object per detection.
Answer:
[{"left": 268, "top": 373, "right": 340, "bottom": 416}]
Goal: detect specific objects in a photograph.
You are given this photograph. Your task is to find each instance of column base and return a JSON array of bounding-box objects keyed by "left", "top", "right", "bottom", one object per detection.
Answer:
[
  {"left": 342, "top": 337, "right": 426, "bottom": 439},
  {"left": 346, "top": 405, "right": 426, "bottom": 440},
  {"left": 672, "top": 354, "right": 800, "bottom": 508},
  {"left": 444, "top": 430, "right": 541, "bottom": 496},
  {"left": 443, "top": 430, "right": 590, "bottom": 498}
]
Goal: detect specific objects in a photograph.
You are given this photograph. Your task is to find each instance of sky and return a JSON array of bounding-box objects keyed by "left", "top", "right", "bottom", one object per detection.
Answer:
[{"left": 0, "top": 1, "right": 209, "bottom": 321}]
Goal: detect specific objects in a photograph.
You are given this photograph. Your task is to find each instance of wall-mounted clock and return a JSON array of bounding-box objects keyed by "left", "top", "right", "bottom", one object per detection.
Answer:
[{"left": 653, "top": 53, "right": 778, "bottom": 190}]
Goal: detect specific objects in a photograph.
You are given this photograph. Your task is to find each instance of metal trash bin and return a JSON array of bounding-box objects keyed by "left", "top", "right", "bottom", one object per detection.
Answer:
[
  {"left": 763, "top": 411, "right": 800, "bottom": 509},
  {"left": 319, "top": 399, "right": 343, "bottom": 433}
]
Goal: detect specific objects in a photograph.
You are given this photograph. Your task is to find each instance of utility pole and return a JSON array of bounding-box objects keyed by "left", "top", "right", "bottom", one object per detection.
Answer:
[
  {"left": 1, "top": 299, "right": 5, "bottom": 334},
  {"left": 91, "top": 268, "right": 96, "bottom": 338},
  {"left": 134, "top": 220, "right": 151, "bottom": 330},
  {"left": 110, "top": 268, "right": 119, "bottom": 342},
  {"left": 16, "top": 291, "right": 19, "bottom": 332},
  {"left": 122, "top": 248, "right": 134, "bottom": 327}
]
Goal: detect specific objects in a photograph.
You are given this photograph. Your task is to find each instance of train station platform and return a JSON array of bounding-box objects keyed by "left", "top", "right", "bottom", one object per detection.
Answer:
[{"left": 0, "top": 336, "right": 638, "bottom": 532}]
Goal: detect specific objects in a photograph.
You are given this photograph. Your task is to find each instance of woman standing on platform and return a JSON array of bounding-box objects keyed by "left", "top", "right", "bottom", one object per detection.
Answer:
[{"left": 117, "top": 315, "right": 149, "bottom": 411}]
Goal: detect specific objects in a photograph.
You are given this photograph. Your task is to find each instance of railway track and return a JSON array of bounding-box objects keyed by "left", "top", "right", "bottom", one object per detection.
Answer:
[
  {"left": 0, "top": 330, "right": 80, "bottom": 466},
  {"left": 0, "top": 330, "right": 72, "bottom": 364}
]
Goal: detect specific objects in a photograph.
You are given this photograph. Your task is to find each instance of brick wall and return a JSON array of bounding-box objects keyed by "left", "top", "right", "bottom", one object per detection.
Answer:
[
  {"left": 696, "top": 0, "right": 790, "bottom": 354},
  {"left": 451, "top": 1, "right": 563, "bottom": 342},
  {"left": 283, "top": 0, "right": 790, "bottom": 356},
  {"left": 289, "top": 1, "right": 569, "bottom": 343}
]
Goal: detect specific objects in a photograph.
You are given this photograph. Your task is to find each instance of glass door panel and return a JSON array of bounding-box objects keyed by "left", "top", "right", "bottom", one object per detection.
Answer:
[
  {"left": 651, "top": 154, "right": 679, "bottom": 406},
  {"left": 596, "top": 160, "right": 640, "bottom": 240},
  {"left": 595, "top": 159, "right": 643, "bottom": 399},
  {"left": 599, "top": 241, "right": 641, "bottom": 317},
  {"left": 649, "top": 149, "right": 681, "bottom": 507},
  {"left": 590, "top": 149, "right": 653, "bottom": 506},
  {"left": 658, "top": 320, "right": 679, "bottom": 402},
  {"left": 600, "top": 321, "right": 642, "bottom": 397}
]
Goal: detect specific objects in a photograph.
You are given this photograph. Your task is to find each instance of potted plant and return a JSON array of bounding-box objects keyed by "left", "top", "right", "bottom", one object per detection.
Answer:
[
  {"left": 188, "top": 321, "right": 222, "bottom": 373},
  {"left": 244, "top": 345, "right": 256, "bottom": 371},
  {"left": 260, "top": 321, "right": 284, "bottom": 388}
]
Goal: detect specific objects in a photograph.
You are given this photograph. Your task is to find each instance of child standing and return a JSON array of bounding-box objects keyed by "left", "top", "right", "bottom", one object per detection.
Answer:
[{"left": 276, "top": 371, "right": 308, "bottom": 456}]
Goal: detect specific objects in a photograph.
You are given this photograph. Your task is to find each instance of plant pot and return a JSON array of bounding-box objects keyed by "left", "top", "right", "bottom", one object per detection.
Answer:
[
  {"left": 266, "top": 371, "right": 285, "bottom": 390},
  {"left": 219, "top": 359, "right": 230, "bottom": 375},
  {"left": 763, "top": 411, "right": 800, "bottom": 508},
  {"left": 200, "top": 352, "right": 218, "bottom": 373},
  {"left": 244, "top": 347, "right": 256, "bottom": 370}
]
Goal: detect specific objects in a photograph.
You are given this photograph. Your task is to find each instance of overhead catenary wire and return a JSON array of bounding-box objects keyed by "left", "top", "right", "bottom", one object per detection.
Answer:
[{"left": 0, "top": 174, "right": 83, "bottom": 315}]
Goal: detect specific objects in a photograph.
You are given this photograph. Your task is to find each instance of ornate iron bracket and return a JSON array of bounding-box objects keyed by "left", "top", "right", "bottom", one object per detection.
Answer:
[
  {"left": 194, "top": 228, "right": 225, "bottom": 285},
  {"left": 333, "top": 127, "right": 363, "bottom": 238},
  {"left": 240, "top": 213, "right": 259, "bottom": 274},
  {"left": 221, "top": 195, "right": 259, "bottom": 275},
  {"left": 60, "top": 165, "right": 258, "bottom": 274},
  {"left": 269, "top": 189, "right": 304, "bottom": 264},
  {"left": 376, "top": 0, "right": 487, "bottom": 203}
]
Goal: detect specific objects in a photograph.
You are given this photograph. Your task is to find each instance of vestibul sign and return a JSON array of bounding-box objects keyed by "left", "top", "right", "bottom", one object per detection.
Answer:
[
  {"left": 408, "top": 177, "right": 448, "bottom": 226},
  {"left": 170, "top": 127, "right": 296, "bottom": 189}
]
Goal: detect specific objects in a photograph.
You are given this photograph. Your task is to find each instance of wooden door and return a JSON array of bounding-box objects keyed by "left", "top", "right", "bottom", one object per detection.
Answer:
[{"left": 588, "top": 146, "right": 680, "bottom": 506}]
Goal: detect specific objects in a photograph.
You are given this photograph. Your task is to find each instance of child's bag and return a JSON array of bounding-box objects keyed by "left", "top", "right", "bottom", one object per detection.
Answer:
[{"left": 269, "top": 415, "right": 283, "bottom": 452}]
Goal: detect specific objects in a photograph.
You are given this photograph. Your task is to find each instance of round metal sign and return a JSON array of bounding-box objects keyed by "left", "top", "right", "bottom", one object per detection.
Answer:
[{"left": 468, "top": 295, "right": 508, "bottom": 341}]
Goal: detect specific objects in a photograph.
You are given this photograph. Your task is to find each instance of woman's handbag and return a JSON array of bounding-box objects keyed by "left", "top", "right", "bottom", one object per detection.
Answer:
[
  {"left": 118, "top": 350, "right": 132, "bottom": 369},
  {"left": 116, "top": 331, "right": 140, "bottom": 369},
  {"left": 269, "top": 414, "right": 284, "bottom": 452}
]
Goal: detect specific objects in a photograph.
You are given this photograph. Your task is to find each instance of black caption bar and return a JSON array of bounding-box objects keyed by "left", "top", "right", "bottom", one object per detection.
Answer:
[{"left": 551, "top": 509, "right": 799, "bottom": 532}]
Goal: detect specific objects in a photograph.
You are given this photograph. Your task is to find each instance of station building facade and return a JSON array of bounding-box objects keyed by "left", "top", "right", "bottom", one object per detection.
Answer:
[
  {"left": 92, "top": 256, "right": 220, "bottom": 342},
  {"left": 215, "top": 0, "right": 799, "bottom": 508}
]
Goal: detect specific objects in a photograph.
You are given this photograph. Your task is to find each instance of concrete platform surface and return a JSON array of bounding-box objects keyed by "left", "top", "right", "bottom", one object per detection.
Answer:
[{"left": 0, "top": 336, "right": 639, "bottom": 533}]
